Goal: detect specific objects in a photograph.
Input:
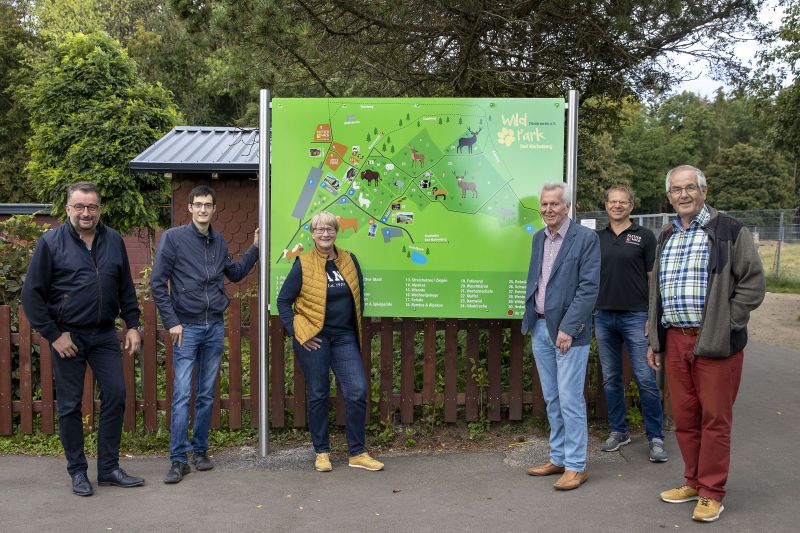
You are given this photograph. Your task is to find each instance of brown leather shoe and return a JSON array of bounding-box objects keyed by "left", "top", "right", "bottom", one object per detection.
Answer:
[
  {"left": 527, "top": 461, "right": 565, "bottom": 476},
  {"left": 553, "top": 469, "right": 588, "bottom": 490}
]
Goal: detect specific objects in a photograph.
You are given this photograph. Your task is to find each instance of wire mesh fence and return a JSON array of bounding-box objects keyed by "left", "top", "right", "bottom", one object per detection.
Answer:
[{"left": 577, "top": 209, "right": 800, "bottom": 280}]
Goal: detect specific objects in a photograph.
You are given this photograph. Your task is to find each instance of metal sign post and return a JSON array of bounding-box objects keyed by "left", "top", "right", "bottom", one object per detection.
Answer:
[
  {"left": 566, "top": 90, "right": 579, "bottom": 216},
  {"left": 258, "top": 89, "right": 271, "bottom": 456}
]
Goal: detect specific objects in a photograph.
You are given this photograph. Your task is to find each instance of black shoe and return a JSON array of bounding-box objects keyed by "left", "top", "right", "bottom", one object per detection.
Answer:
[
  {"left": 97, "top": 468, "right": 145, "bottom": 487},
  {"left": 191, "top": 452, "right": 214, "bottom": 471},
  {"left": 164, "top": 461, "right": 191, "bottom": 484},
  {"left": 71, "top": 472, "right": 94, "bottom": 496}
]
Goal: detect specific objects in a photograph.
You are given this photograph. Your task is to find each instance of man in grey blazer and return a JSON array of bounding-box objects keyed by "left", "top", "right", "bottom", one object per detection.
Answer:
[{"left": 522, "top": 182, "right": 600, "bottom": 491}]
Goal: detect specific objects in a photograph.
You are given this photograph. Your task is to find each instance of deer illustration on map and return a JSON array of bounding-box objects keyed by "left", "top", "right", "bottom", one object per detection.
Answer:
[
  {"left": 358, "top": 193, "right": 371, "bottom": 209},
  {"left": 283, "top": 243, "right": 303, "bottom": 262},
  {"left": 410, "top": 147, "right": 425, "bottom": 167},
  {"left": 455, "top": 171, "right": 478, "bottom": 198},
  {"left": 457, "top": 127, "right": 482, "bottom": 154}
]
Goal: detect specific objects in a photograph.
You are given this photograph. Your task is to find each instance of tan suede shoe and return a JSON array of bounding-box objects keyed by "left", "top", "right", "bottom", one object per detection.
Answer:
[
  {"left": 526, "top": 461, "right": 566, "bottom": 476},
  {"left": 314, "top": 453, "right": 332, "bottom": 472},
  {"left": 553, "top": 469, "right": 588, "bottom": 490}
]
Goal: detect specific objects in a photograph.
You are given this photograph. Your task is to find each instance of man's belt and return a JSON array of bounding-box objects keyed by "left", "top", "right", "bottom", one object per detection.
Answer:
[
  {"left": 670, "top": 326, "right": 701, "bottom": 336},
  {"left": 537, "top": 313, "right": 546, "bottom": 319}
]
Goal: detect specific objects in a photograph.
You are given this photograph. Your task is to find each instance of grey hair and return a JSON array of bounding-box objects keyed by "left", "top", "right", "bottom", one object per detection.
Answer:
[
  {"left": 309, "top": 210, "right": 339, "bottom": 231},
  {"left": 665, "top": 165, "right": 707, "bottom": 193},
  {"left": 604, "top": 184, "right": 635, "bottom": 207},
  {"left": 539, "top": 182, "right": 571, "bottom": 207}
]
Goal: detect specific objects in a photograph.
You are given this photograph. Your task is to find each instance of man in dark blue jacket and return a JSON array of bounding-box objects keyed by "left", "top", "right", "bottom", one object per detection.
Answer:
[
  {"left": 152, "top": 185, "right": 258, "bottom": 484},
  {"left": 22, "top": 181, "right": 145, "bottom": 496}
]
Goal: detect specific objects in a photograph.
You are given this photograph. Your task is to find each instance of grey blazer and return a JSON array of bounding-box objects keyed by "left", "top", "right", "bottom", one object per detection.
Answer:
[{"left": 520, "top": 219, "right": 601, "bottom": 346}]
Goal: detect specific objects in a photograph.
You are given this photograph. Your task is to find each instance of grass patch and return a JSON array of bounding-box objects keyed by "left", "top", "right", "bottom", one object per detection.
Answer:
[{"left": 765, "top": 275, "right": 800, "bottom": 294}]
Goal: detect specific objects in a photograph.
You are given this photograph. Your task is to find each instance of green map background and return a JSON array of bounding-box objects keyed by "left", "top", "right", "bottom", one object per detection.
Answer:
[{"left": 270, "top": 98, "right": 565, "bottom": 318}]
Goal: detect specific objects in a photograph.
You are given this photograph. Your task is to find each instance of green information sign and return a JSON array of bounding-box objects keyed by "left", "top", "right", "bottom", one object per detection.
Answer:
[{"left": 270, "top": 98, "right": 565, "bottom": 319}]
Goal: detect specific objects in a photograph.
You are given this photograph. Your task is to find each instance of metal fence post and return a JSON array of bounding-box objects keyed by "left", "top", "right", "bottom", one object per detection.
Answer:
[{"left": 775, "top": 211, "right": 784, "bottom": 278}]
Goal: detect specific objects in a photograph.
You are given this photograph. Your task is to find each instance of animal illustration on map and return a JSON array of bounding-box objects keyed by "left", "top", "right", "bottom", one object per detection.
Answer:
[
  {"left": 455, "top": 171, "right": 478, "bottom": 198},
  {"left": 336, "top": 216, "right": 359, "bottom": 234},
  {"left": 361, "top": 169, "right": 380, "bottom": 185},
  {"left": 358, "top": 193, "right": 371, "bottom": 209},
  {"left": 283, "top": 243, "right": 304, "bottom": 262},
  {"left": 394, "top": 179, "right": 404, "bottom": 189},
  {"left": 345, "top": 167, "right": 357, "bottom": 181},
  {"left": 457, "top": 127, "right": 482, "bottom": 154},
  {"left": 432, "top": 187, "right": 448, "bottom": 200},
  {"left": 500, "top": 207, "right": 515, "bottom": 220},
  {"left": 410, "top": 147, "right": 425, "bottom": 167}
]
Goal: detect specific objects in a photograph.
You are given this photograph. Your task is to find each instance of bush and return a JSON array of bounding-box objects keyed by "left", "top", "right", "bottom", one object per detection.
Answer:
[{"left": 0, "top": 214, "right": 48, "bottom": 309}]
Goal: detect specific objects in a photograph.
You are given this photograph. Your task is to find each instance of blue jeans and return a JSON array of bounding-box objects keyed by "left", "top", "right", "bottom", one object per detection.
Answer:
[
  {"left": 532, "top": 319, "right": 590, "bottom": 471},
  {"left": 169, "top": 322, "right": 225, "bottom": 463},
  {"left": 595, "top": 310, "right": 664, "bottom": 440},
  {"left": 292, "top": 332, "right": 367, "bottom": 456}
]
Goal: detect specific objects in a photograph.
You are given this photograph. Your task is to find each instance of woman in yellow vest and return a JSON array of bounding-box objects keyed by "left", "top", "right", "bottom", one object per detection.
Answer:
[{"left": 277, "top": 211, "right": 383, "bottom": 472}]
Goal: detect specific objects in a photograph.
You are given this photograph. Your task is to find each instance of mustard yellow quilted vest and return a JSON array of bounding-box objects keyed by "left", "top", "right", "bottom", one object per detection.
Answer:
[{"left": 293, "top": 246, "right": 363, "bottom": 347}]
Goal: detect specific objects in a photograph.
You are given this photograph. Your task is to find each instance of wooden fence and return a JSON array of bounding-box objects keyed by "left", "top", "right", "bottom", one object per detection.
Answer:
[{"left": 0, "top": 300, "right": 641, "bottom": 436}]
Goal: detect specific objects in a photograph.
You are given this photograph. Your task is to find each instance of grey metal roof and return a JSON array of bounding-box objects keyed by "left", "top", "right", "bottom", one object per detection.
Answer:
[
  {"left": 129, "top": 126, "right": 259, "bottom": 174},
  {"left": 0, "top": 203, "right": 53, "bottom": 215}
]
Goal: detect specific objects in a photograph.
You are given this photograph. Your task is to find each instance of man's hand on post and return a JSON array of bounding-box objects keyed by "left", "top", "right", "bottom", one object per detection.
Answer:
[
  {"left": 253, "top": 227, "right": 259, "bottom": 248},
  {"left": 124, "top": 328, "right": 141, "bottom": 355},
  {"left": 555, "top": 330, "right": 573, "bottom": 355},
  {"left": 169, "top": 324, "right": 184, "bottom": 348},
  {"left": 52, "top": 332, "right": 78, "bottom": 359},
  {"left": 647, "top": 345, "right": 662, "bottom": 371}
]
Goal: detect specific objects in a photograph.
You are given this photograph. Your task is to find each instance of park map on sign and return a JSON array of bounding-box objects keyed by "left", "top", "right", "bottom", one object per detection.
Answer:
[{"left": 270, "top": 98, "right": 565, "bottom": 319}]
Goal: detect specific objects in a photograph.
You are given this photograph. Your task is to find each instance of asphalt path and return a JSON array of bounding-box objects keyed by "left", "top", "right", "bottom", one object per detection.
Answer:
[{"left": 1, "top": 339, "right": 797, "bottom": 532}]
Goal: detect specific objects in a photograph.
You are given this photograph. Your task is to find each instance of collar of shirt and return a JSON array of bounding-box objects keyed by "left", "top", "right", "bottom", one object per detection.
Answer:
[
  {"left": 602, "top": 220, "right": 640, "bottom": 234},
  {"left": 672, "top": 204, "right": 710, "bottom": 232},
  {"left": 544, "top": 217, "right": 571, "bottom": 240}
]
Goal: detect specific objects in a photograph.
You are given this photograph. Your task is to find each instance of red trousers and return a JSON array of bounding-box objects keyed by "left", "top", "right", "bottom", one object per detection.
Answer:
[{"left": 665, "top": 328, "right": 744, "bottom": 501}]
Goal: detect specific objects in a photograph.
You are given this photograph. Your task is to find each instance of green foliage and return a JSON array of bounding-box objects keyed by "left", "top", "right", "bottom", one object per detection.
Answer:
[
  {"left": 765, "top": 275, "right": 800, "bottom": 294},
  {"left": 15, "top": 31, "right": 178, "bottom": 234},
  {"left": 0, "top": 214, "right": 48, "bottom": 308},
  {"left": 707, "top": 144, "right": 794, "bottom": 210},
  {"left": 0, "top": 1, "right": 36, "bottom": 202}
]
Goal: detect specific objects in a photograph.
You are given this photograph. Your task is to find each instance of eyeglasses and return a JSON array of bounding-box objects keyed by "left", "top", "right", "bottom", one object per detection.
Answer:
[
  {"left": 69, "top": 204, "right": 101, "bottom": 213},
  {"left": 191, "top": 202, "right": 215, "bottom": 210},
  {"left": 606, "top": 200, "right": 630, "bottom": 206},
  {"left": 668, "top": 184, "right": 701, "bottom": 197},
  {"left": 312, "top": 227, "right": 336, "bottom": 234}
]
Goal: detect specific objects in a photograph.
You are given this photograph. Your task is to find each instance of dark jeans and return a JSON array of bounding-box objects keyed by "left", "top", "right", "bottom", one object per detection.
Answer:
[
  {"left": 292, "top": 332, "right": 367, "bottom": 456},
  {"left": 50, "top": 329, "right": 125, "bottom": 476}
]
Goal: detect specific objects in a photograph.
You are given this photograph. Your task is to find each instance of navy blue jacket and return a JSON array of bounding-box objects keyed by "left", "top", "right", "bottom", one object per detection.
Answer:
[
  {"left": 520, "top": 219, "right": 600, "bottom": 345},
  {"left": 21, "top": 222, "right": 141, "bottom": 343},
  {"left": 151, "top": 222, "right": 258, "bottom": 329}
]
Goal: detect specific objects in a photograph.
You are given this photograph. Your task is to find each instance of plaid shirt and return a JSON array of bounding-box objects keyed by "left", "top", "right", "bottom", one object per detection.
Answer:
[{"left": 659, "top": 205, "right": 711, "bottom": 327}]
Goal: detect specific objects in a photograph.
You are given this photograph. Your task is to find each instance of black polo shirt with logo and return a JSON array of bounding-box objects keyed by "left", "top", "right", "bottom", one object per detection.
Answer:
[{"left": 596, "top": 221, "right": 656, "bottom": 312}]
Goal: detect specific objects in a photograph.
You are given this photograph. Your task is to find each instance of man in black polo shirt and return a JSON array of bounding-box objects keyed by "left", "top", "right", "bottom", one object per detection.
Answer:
[{"left": 595, "top": 184, "right": 667, "bottom": 462}]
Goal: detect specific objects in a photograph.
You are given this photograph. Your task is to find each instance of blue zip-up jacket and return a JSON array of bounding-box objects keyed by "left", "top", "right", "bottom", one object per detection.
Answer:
[
  {"left": 151, "top": 222, "right": 259, "bottom": 329},
  {"left": 21, "top": 222, "right": 141, "bottom": 343}
]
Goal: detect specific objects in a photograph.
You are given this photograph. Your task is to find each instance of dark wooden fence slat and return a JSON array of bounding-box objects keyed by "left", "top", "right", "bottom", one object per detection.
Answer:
[
  {"left": 82, "top": 368, "right": 94, "bottom": 433},
  {"left": 142, "top": 301, "right": 158, "bottom": 432},
  {"left": 122, "top": 328, "right": 136, "bottom": 432},
  {"left": 293, "top": 353, "right": 306, "bottom": 428},
  {"left": 422, "top": 319, "right": 436, "bottom": 404},
  {"left": 39, "top": 339, "right": 55, "bottom": 434},
  {"left": 270, "top": 316, "right": 285, "bottom": 428},
  {"left": 0, "top": 307, "right": 12, "bottom": 435},
  {"left": 211, "top": 367, "right": 221, "bottom": 429},
  {"left": 530, "top": 342, "right": 547, "bottom": 418},
  {"left": 622, "top": 346, "right": 633, "bottom": 410},
  {"left": 164, "top": 339, "right": 173, "bottom": 430},
  {"left": 487, "top": 321, "right": 502, "bottom": 421},
  {"left": 465, "top": 320, "right": 479, "bottom": 421},
  {"left": 400, "top": 319, "right": 415, "bottom": 424},
  {"left": 18, "top": 311, "right": 33, "bottom": 433},
  {"left": 228, "top": 301, "right": 243, "bottom": 429},
  {"left": 248, "top": 297, "right": 259, "bottom": 428},
  {"left": 360, "top": 318, "right": 372, "bottom": 425},
  {"left": 444, "top": 320, "right": 458, "bottom": 423},
  {"left": 509, "top": 322, "right": 523, "bottom": 420},
  {"left": 379, "top": 317, "right": 394, "bottom": 422}
]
